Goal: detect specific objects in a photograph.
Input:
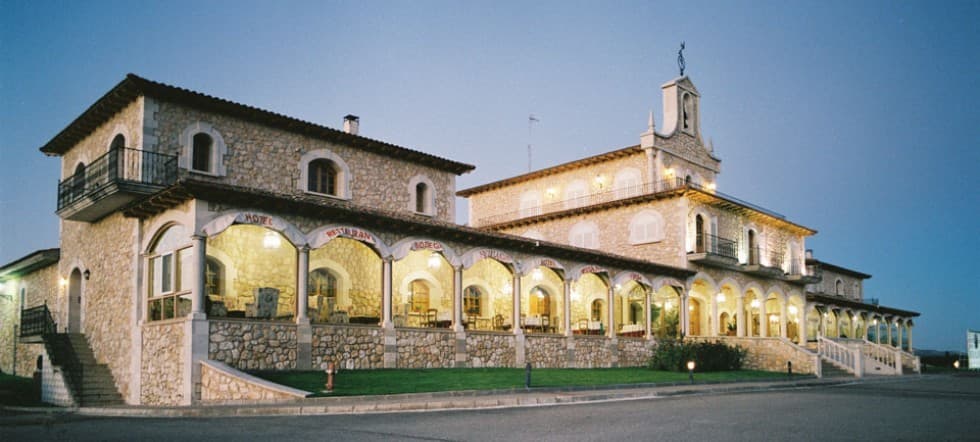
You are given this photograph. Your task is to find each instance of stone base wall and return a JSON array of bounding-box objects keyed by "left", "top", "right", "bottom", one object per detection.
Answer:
[
  {"left": 526, "top": 335, "right": 567, "bottom": 368},
  {"left": 689, "top": 336, "right": 816, "bottom": 374},
  {"left": 312, "top": 325, "right": 384, "bottom": 370},
  {"left": 200, "top": 360, "right": 309, "bottom": 403},
  {"left": 396, "top": 329, "right": 455, "bottom": 368},
  {"left": 209, "top": 320, "right": 297, "bottom": 370},
  {"left": 141, "top": 321, "right": 185, "bottom": 405},
  {"left": 467, "top": 332, "right": 515, "bottom": 367},
  {"left": 41, "top": 348, "right": 77, "bottom": 407},
  {"left": 617, "top": 338, "right": 654, "bottom": 367},
  {"left": 573, "top": 336, "right": 613, "bottom": 368}
]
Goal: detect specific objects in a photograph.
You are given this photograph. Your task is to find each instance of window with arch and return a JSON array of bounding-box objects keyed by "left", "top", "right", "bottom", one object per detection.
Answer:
[
  {"left": 835, "top": 279, "right": 844, "bottom": 296},
  {"left": 407, "top": 175, "right": 436, "bottom": 215},
  {"left": 415, "top": 182, "right": 429, "bottom": 213},
  {"left": 110, "top": 134, "right": 126, "bottom": 151},
  {"left": 205, "top": 256, "right": 224, "bottom": 297},
  {"left": 181, "top": 122, "right": 227, "bottom": 176},
  {"left": 629, "top": 210, "right": 664, "bottom": 245},
  {"left": 591, "top": 299, "right": 604, "bottom": 321},
  {"left": 308, "top": 159, "right": 339, "bottom": 196},
  {"left": 747, "top": 229, "right": 758, "bottom": 265},
  {"left": 192, "top": 133, "right": 213, "bottom": 172},
  {"left": 569, "top": 221, "right": 599, "bottom": 249},
  {"left": 695, "top": 214, "right": 705, "bottom": 253},
  {"left": 410, "top": 279, "right": 430, "bottom": 313},
  {"left": 309, "top": 268, "right": 338, "bottom": 299},
  {"left": 614, "top": 168, "right": 642, "bottom": 199},
  {"left": 519, "top": 190, "right": 541, "bottom": 217},
  {"left": 71, "top": 162, "right": 87, "bottom": 198},
  {"left": 463, "top": 285, "right": 483, "bottom": 315},
  {"left": 564, "top": 180, "right": 588, "bottom": 209},
  {"left": 529, "top": 286, "right": 551, "bottom": 316},
  {"left": 147, "top": 224, "right": 193, "bottom": 321},
  {"left": 682, "top": 93, "right": 694, "bottom": 132}
]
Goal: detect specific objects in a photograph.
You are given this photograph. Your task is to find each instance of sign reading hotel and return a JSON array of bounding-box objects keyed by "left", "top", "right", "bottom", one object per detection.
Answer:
[
  {"left": 240, "top": 213, "right": 274, "bottom": 227},
  {"left": 410, "top": 240, "right": 444, "bottom": 252},
  {"left": 322, "top": 226, "right": 376, "bottom": 244}
]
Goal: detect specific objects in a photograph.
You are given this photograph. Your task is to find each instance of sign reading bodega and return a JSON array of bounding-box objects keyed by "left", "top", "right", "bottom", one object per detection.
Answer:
[
  {"left": 241, "top": 213, "right": 274, "bottom": 227},
  {"left": 478, "top": 249, "right": 513, "bottom": 263},
  {"left": 580, "top": 265, "right": 605, "bottom": 274},
  {"left": 410, "top": 240, "right": 444, "bottom": 252},
  {"left": 322, "top": 226, "right": 376, "bottom": 244},
  {"left": 627, "top": 272, "right": 644, "bottom": 281}
]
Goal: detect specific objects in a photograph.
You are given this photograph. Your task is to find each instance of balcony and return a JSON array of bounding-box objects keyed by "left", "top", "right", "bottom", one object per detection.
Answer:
[
  {"left": 57, "top": 147, "right": 177, "bottom": 222},
  {"left": 687, "top": 233, "right": 739, "bottom": 266},
  {"left": 742, "top": 245, "right": 786, "bottom": 277},
  {"left": 787, "top": 264, "right": 823, "bottom": 284}
]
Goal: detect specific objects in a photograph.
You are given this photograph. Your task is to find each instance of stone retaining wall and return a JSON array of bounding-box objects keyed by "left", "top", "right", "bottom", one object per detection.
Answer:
[
  {"left": 141, "top": 321, "right": 185, "bottom": 405},
  {"left": 209, "top": 320, "right": 297, "bottom": 370},
  {"left": 467, "top": 332, "right": 515, "bottom": 368},
  {"left": 689, "top": 336, "right": 817, "bottom": 374},
  {"left": 312, "top": 324, "right": 384, "bottom": 370},
  {"left": 617, "top": 338, "right": 654, "bottom": 367},
  {"left": 526, "top": 335, "right": 567, "bottom": 368},
  {"left": 396, "top": 329, "right": 455, "bottom": 368},
  {"left": 573, "top": 336, "right": 613, "bottom": 368},
  {"left": 200, "top": 360, "right": 309, "bottom": 403}
]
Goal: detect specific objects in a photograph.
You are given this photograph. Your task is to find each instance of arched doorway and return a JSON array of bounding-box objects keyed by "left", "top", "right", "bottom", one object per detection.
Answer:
[
  {"left": 688, "top": 298, "right": 701, "bottom": 336},
  {"left": 68, "top": 268, "right": 83, "bottom": 332}
]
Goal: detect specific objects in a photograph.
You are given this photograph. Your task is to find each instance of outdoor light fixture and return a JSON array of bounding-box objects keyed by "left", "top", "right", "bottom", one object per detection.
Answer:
[
  {"left": 262, "top": 231, "right": 281, "bottom": 249},
  {"left": 750, "top": 299, "right": 760, "bottom": 308},
  {"left": 665, "top": 167, "right": 675, "bottom": 177},
  {"left": 546, "top": 188, "right": 557, "bottom": 199},
  {"left": 706, "top": 182, "right": 717, "bottom": 191},
  {"left": 953, "top": 360, "right": 960, "bottom": 369},
  {"left": 427, "top": 253, "right": 442, "bottom": 269},
  {"left": 664, "top": 301, "right": 673, "bottom": 310},
  {"left": 502, "top": 284, "right": 512, "bottom": 295},
  {"left": 769, "top": 314, "right": 778, "bottom": 322},
  {"left": 532, "top": 268, "right": 543, "bottom": 281},
  {"left": 571, "top": 290, "right": 580, "bottom": 301},
  {"left": 687, "top": 360, "right": 696, "bottom": 383},
  {"left": 788, "top": 305, "right": 798, "bottom": 316},
  {"left": 716, "top": 293, "right": 726, "bottom": 303},
  {"left": 873, "top": 319, "right": 878, "bottom": 325},
  {"left": 59, "top": 277, "right": 68, "bottom": 287},
  {"left": 688, "top": 305, "right": 694, "bottom": 311},
  {"left": 615, "top": 284, "right": 622, "bottom": 291},
  {"left": 853, "top": 315, "right": 859, "bottom": 322},
  {"left": 83, "top": 269, "right": 91, "bottom": 280}
]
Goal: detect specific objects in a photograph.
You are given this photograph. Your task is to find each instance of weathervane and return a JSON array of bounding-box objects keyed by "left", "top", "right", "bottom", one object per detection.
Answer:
[{"left": 677, "top": 42, "right": 686, "bottom": 76}]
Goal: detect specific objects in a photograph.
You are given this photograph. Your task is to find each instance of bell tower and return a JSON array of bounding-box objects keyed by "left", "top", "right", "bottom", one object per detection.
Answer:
[{"left": 660, "top": 76, "right": 701, "bottom": 140}]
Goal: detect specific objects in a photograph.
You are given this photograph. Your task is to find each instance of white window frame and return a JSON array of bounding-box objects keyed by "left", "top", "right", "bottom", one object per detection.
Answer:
[
  {"left": 569, "top": 221, "right": 599, "bottom": 249},
  {"left": 614, "top": 168, "right": 643, "bottom": 199},
  {"left": 628, "top": 210, "right": 665, "bottom": 245},
  {"left": 564, "top": 180, "right": 589, "bottom": 209},
  {"left": 407, "top": 174, "right": 436, "bottom": 216},
  {"left": 519, "top": 190, "right": 541, "bottom": 218},
  {"left": 298, "top": 149, "right": 352, "bottom": 200},
  {"left": 146, "top": 225, "right": 193, "bottom": 321}
]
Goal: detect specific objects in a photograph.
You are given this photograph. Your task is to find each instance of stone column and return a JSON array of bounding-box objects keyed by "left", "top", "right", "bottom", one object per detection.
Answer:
[
  {"left": 296, "top": 246, "right": 310, "bottom": 324},
  {"left": 886, "top": 318, "right": 893, "bottom": 347},
  {"left": 512, "top": 274, "right": 522, "bottom": 335},
  {"left": 606, "top": 285, "right": 615, "bottom": 338},
  {"left": 895, "top": 320, "right": 904, "bottom": 349},
  {"left": 709, "top": 294, "right": 718, "bottom": 337},
  {"left": 563, "top": 280, "right": 572, "bottom": 338},
  {"left": 906, "top": 323, "right": 913, "bottom": 352},
  {"left": 644, "top": 287, "right": 652, "bottom": 340},
  {"left": 875, "top": 319, "right": 881, "bottom": 344},
  {"left": 779, "top": 300, "right": 788, "bottom": 339},
  {"left": 799, "top": 303, "right": 809, "bottom": 344},
  {"left": 191, "top": 235, "right": 206, "bottom": 318},
  {"left": 381, "top": 257, "right": 393, "bottom": 329},
  {"left": 736, "top": 295, "right": 745, "bottom": 337},
  {"left": 453, "top": 265, "right": 464, "bottom": 332},
  {"left": 759, "top": 302, "right": 768, "bottom": 338},
  {"left": 679, "top": 293, "right": 689, "bottom": 337}
]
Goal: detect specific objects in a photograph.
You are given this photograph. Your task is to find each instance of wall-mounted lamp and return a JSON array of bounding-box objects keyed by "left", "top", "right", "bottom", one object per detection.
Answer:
[
  {"left": 788, "top": 305, "right": 798, "bottom": 316},
  {"left": 263, "top": 231, "right": 282, "bottom": 249},
  {"left": 59, "top": 277, "right": 68, "bottom": 287},
  {"left": 427, "top": 253, "right": 442, "bottom": 269},
  {"left": 83, "top": 269, "right": 91, "bottom": 280},
  {"left": 716, "top": 293, "right": 726, "bottom": 303},
  {"left": 750, "top": 299, "right": 761, "bottom": 309},
  {"left": 531, "top": 268, "right": 543, "bottom": 281}
]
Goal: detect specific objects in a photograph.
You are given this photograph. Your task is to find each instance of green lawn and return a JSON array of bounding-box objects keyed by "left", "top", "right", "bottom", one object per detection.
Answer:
[
  {"left": 0, "top": 372, "right": 46, "bottom": 406},
  {"left": 251, "top": 367, "right": 788, "bottom": 397}
]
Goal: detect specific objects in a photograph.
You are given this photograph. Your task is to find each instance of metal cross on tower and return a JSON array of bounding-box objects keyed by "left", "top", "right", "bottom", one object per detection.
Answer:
[{"left": 678, "top": 42, "right": 686, "bottom": 76}]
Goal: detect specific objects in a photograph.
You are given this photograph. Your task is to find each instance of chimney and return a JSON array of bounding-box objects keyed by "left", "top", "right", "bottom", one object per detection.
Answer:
[
  {"left": 343, "top": 115, "right": 359, "bottom": 135},
  {"left": 805, "top": 249, "right": 814, "bottom": 259}
]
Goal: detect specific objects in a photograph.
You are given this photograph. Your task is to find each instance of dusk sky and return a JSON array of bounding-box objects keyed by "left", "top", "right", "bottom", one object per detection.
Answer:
[{"left": 1, "top": 1, "right": 977, "bottom": 351}]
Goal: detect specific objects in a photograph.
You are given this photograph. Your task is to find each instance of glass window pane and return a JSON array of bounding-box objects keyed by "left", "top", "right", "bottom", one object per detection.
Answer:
[
  {"left": 178, "top": 248, "right": 194, "bottom": 292},
  {"left": 149, "top": 299, "right": 161, "bottom": 321},
  {"left": 163, "top": 296, "right": 174, "bottom": 319}
]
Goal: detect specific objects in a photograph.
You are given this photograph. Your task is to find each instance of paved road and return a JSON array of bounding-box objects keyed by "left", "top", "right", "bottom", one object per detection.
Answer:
[{"left": 2, "top": 375, "right": 978, "bottom": 441}]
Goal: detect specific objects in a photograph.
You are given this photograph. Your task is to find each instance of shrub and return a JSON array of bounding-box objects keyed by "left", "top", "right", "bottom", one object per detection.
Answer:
[{"left": 649, "top": 340, "right": 745, "bottom": 372}]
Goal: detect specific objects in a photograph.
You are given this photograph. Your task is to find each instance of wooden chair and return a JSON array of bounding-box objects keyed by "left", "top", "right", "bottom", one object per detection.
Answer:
[
  {"left": 541, "top": 314, "right": 551, "bottom": 333},
  {"left": 493, "top": 314, "right": 505, "bottom": 330},
  {"left": 426, "top": 308, "right": 438, "bottom": 328}
]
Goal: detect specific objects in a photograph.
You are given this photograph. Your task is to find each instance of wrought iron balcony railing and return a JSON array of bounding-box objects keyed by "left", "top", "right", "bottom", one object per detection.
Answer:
[
  {"left": 57, "top": 147, "right": 177, "bottom": 212},
  {"left": 693, "top": 232, "right": 739, "bottom": 260},
  {"left": 19, "top": 304, "right": 57, "bottom": 337},
  {"left": 746, "top": 245, "right": 785, "bottom": 269}
]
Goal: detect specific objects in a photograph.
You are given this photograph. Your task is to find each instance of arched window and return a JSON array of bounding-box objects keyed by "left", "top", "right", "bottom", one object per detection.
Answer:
[
  {"left": 614, "top": 168, "right": 642, "bottom": 199},
  {"left": 192, "top": 133, "right": 213, "bottom": 172},
  {"left": 591, "top": 299, "right": 604, "bottom": 321},
  {"left": 147, "top": 224, "right": 192, "bottom": 321},
  {"left": 569, "top": 221, "right": 599, "bottom": 249},
  {"left": 410, "top": 279, "right": 430, "bottom": 313},
  {"left": 695, "top": 214, "right": 705, "bottom": 253},
  {"left": 110, "top": 134, "right": 126, "bottom": 151},
  {"left": 629, "top": 210, "right": 664, "bottom": 244},
  {"left": 529, "top": 286, "right": 551, "bottom": 316},
  {"left": 630, "top": 301, "right": 644, "bottom": 324},
  {"left": 309, "top": 268, "right": 338, "bottom": 299},
  {"left": 205, "top": 256, "right": 224, "bottom": 297},
  {"left": 463, "top": 285, "right": 482, "bottom": 315},
  {"left": 747, "top": 229, "right": 758, "bottom": 265},
  {"left": 71, "top": 162, "right": 86, "bottom": 198},
  {"left": 415, "top": 182, "right": 429, "bottom": 213},
  {"left": 682, "top": 93, "right": 693, "bottom": 131},
  {"left": 519, "top": 190, "right": 541, "bottom": 217},
  {"left": 685, "top": 174, "right": 692, "bottom": 185},
  {"left": 564, "top": 180, "right": 589, "bottom": 209},
  {"left": 308, "top": 159, "right": 339, "bottom": 196},
  {"left": 835, "top": 279, "right": 844, "bottom": 296}
]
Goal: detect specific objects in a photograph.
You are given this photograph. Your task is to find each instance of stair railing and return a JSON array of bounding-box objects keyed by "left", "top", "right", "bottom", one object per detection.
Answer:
[
  {"left": 19, "top": 303, "right": 84, "bottom": 403},
  {"left": 862, "top": 339, "right": 899, "bottom": 374},
  {"left": 818, "top": 336, "right": 859, "bottom": 375}
]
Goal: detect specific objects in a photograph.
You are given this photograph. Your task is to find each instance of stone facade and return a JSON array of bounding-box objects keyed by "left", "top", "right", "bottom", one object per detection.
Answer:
[
  {"left": 209, "top": 320, "right": 297, "bottom": 370},
  {"left": 0, "top": 263, "right": 59, "bottom": 376},
  {"left": 466, "top": 332, "right": 516, "bottom": 368},
  {"left": 572, "top": 336, "right": 614, "bottom": 368},
  {"left": 525, "top": 335, "right": 567, "bottom": 368},
  {"left": 311, "top": 324, "right": 384, "bottom": 370},
  {"left": 200, "top": 360, "right": 308, "bottom": 403},
  {"left": 689, "top": 336, "right": 817, "bottom": 375},
  {"left": 807, "top": 267, "right": 864, "bottom": 301},
  {"left": 617, "top": 338, "right": 654, "bottom": 367},
  {"left": 148, "top": 100, "right": 459, "bottom": 222},
  {"left": 141, "top": 321, "right": 185, "bottom": 405},
  {"left": 396, "top": 329, "right": 455, "bottom": 368}
]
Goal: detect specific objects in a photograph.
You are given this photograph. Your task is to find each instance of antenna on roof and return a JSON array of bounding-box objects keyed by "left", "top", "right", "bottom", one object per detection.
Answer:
[{"left": 527, "top": 114, "right": 539, "bottom": 172}]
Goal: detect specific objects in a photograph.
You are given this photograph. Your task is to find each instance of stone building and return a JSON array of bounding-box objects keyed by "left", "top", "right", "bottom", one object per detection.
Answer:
[{"left": 0, "top": 72, "right": 918, "bottom": 407}]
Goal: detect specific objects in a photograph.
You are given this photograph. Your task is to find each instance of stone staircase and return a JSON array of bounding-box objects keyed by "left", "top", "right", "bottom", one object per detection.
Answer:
[
  {"left": 47, "top": 333, "right": 124, "bottom": 406},
  {"left": 820, "top": 359, "right": 853, "bottom": 378}
]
